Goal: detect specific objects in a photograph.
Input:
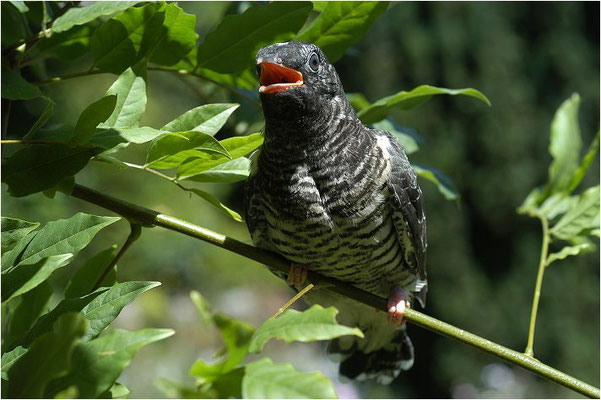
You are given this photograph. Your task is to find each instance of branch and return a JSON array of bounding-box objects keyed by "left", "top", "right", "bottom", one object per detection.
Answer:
[{"left": 67, "top": 183, "right": 600, "bottom": 399}]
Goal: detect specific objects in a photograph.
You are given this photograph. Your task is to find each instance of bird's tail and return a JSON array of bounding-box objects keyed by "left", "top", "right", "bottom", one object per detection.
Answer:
[{"left": 329, "top": 327, "right": 414, "bottom": 385}]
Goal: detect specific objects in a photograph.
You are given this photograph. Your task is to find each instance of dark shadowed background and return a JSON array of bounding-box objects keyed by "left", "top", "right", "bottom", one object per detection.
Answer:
[{"left": 2, "top": 2, "right": 599, "bottom": 398}]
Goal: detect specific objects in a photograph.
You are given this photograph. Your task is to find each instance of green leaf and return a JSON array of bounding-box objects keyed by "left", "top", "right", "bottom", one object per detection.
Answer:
[
  {"left": 357, "top": 85, "right": 491, "bottom": 124},
  {"left": 105, "top": 382, "right": 130, "bottom": 399},
  {"left": 162, "top": 104, "right": 239, "bottom": 136},
  {"left": 35, "top": 25, "right": 92, "bottom": 60},
  {"left": 296, "top": 1, "right": 389, "bottom": 63},
  {"left": 65, "top": 246, "right": 118, "bottom": 299},
  {"left": 567, "top": 130, "right": 600, "bottom": 193},
  {"left": 150, "top": 3, "right": 199, "bottom": 66},
  {"left": 52, "top": 2, "right": 136, "bottom": 33},
  {"left": 3, "top": 282, "right": 53, "bottom": 346},
  {"left": 197, "top": 2, "right": 313, "bottom": 73},
  {"left": 2, "top": 231, "right": 37, "bottom": 272},
  {"left": 551, "top": 185, "right": 600, "bottom": 240},
  {"left": 547, "top": 242, "right": 595, "bottom": 267},
  {"left": 220, "top": 132, "right": 264, "bottom": 158},
  {"left": 155, "top": 378, "right": 202, "bottom": 398},
  {"left": 190, "top": 290, "right": 212, "bottom": 324},
  {"left": 547, "top": 93, "right": 582, "bottom": 194},
  {"left": 91, "top": 2, "right": 165, "bottom": 74},
  {"left": 7, "top": 312, "right": 86, "bottom": 398},
  {"left": 412, "top": 164, "right": 459, "bottom": 202},
  {"left": 9, "top": 1, "right": 28, "bottom": 13},
  {"left": 1, "top": 143, "right": 99, "bottom": 197},
  {"left": 182, "top": 157, "right": 251, "bottom": 183},
  {"left": 250, "top": 305, "right": 363, "bottom": 353},
  {"left": 517, "top": 187, "right": 544, "bottom": 217},
  {"left": 371, "top": 119, "right": 420, "bottom": 154},
  {"left": 1, "top": 64, "right": 43, "bottom": 100},
  {"left": 242, "top": 358, "right": 337, "bottom": 399},
  {"left": 196, "top": 67, "right": 259, "bottom": 91},
  {"left": 102, "top": 65, "right": 147, "bottom": 128},
  {"left": 188, "top": 188, "right": 243, "bottom": 222},
  {"left": 2, "top": 254, "right": 73, "bottom": 302},
  {"left": 90, "top": 126, "right": 164, "bottom": 151},
  {"left": 146, "top": 131, "right": 230, "bottom": 169},
  {"left": 13, "top": 213, "right": 120, "bottom": 268},
  {"left": 347, "top": 92, "right": 371, "bottom": 112},
  {"left": 72, "top": 95, "right": 118, "bottom": 143},
  {"left": 47, "top": 328, "right": 174, "bottom": 398},
  {"left": 1, "top": 2, "right": 28, "bottom": 46},
  {"left": 23, "top": 98, "right": 54, "bottom": 139},
  {"left": 1, "top": 346, "right": 27, "bottom": 380},
  {"left": 537, "top": 193, "right": 578, "bottom": 220},
  {"left": 1, "top": 217, "right": 39, "bottom": 254}
]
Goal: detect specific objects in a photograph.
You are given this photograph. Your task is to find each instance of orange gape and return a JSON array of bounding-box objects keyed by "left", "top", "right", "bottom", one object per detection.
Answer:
[{"left": 258, "top": 62, "right": 303, "bottom": 93}]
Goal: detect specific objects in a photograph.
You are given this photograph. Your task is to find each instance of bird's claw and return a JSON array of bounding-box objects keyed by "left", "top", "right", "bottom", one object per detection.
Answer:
[
  {"left": 387, "top": 289, "right": 410, "bottom": 328},
  {"left": 287, "top": 263, "right": 308, "bottom": 289}
]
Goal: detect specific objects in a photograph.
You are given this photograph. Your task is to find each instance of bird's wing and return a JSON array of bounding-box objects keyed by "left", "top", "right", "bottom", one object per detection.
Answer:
[
  {"left": 375, "top": 130, "right": 427, "bottom": 285},
  {"left": 243, "top": 149, "right": 265, "bottom": 241}
]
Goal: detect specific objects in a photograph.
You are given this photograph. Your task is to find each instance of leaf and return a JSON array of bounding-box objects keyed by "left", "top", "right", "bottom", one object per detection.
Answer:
[
  {"left": 190, "top": 290, "right": 212, "bottom": 325},
  {"left": 91, "top": 2, "right": 166, "bottom": 74},
  {"left": 81, "top": 281, "right": 161, "bottom": 341},
  {"left": 90, "top": 126, "right": 164, "bottom": 151},
  {"left": 146, "top": 131, "right": 230, "bottom": 169},
  {"left": 547, "top": 242, "right": 595, "bottom": 267},
  {"left": 551, "top": 185, "right": 600, "bottom": 240},
  {"left": 1, "top": 2, "right": 28, "bottom": 46},
  {"left": 9, "top": 1, "right": 28, "bottom": 13},
  {"left": 1, "top": 64, "right": 43, "bottom": 100},
  {"left": 1, "top": 346, "right": 27, "bottom": 380},
  {"left": 155, "top": 378, "right": 202, "bottom": 398},
  {"left": 357, "top": 85, "right": 491, "bottom": 124},
  {"left": 47, "top": 328, "right": 174, "bottom": 398},
  {"left": 347, "top": 92, "right": 371, "bottom": 112},
  {"left": 242, "top": 358, "right": 337, "bottom": 399},
  {"left": 412, "top": 164, "right": 459, "bottom": 202},
  {"left": 162, "top": 104, "right": 240, "bottom": 136},
  {"left": 52, "top": 2, "right": 136, "bottom": 33},
  {"left": 196, "top": 66, "right": 259, "bottom": 91},
  {"left": 371, "top": 119, "right": 420, "bottom": 154},
  {"left": 7, "top": 312, "right": 86, "bottom": 398},
  {"left": 567, "top": 130, "right": 600, "bottom": 193},
  {"left": 197, "top": 2, "right": 313, "bottom": 73},
  {"left": 101, "top": 65, "right": 147, "bottom": 128},
  {"left": 296, "top": 1, "right": 389, "bottom": 63},
  {"left": 188, "top": 188, "right": 243, "bottom": 222},
  {"left": 14, "top": 213, "right": 120, "bottom": 268},
  {"left": 547, "top": 93, "right": 583, "bottom": 194},
  {"left": 150, "top": 3, "right": 199, "bottom": 66},
  {"left": 1, "top": 217, "right": 39, "bottom": 254},
  {"left": 23, "top": 97, "right": 54, "bottom": 139},
  {"left": 182, "top": 157, "right": 251, "bottom": 183},
  {"left": 72, "top": 95, "right": 118, "bottom": 143},
  {"left": 537, "top": 193, "right": 578, "bottom": 221},
  {"left": 65, "top": 246, "right": 118, "bottom": 299},
  {"left": 35, "top": 25, "right": 92, "bottom": 60},
  {"left": 3, "top": 282, "right": 53, "bottom": 346},
  {"left": 106, "top": 382, "right": 130, "bottom": 399},
  {"left": 1, "top": 231, "right": 37, "bottom": 272},
  {"left": 220, "top": 132, "right": 264, "bottom": 158},
  {"left": 517, "top": 187, "right": 544, "bottom": 217},
  {"left": 2, "top": 254, "right": 73, "bottom": 302},
  {"left": 1, "top": 144, "right": 99, "bottom": 197},
  {"left": 249, "top": 305, "right": 363, "bottom": 353}
]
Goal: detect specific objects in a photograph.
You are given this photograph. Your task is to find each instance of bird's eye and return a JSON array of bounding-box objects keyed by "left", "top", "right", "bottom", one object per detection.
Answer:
[
  {"left": 308, "top": 53, "right": 319, "bottom": 72},
  {"left": 256, "top": 64, "right": 262, "bottom": 77}
]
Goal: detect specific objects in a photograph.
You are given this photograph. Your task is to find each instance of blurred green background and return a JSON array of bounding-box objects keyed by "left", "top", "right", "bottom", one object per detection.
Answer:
[{"left": 2, "top": 2, "right": 599, "bottom": 398}]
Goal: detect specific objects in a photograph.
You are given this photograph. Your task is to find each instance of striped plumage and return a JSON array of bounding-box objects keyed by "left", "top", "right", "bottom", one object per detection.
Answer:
[{"left": 245, "top": 42, "right": 427, "bottom": 384}]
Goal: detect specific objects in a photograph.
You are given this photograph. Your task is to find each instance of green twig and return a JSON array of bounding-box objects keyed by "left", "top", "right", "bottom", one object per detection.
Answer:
[
  {"left": 67, "top": 183, "right": 600, "bottom": 399},
  {"left": 525, "top": 215, "right": 550, "bottom": 357},
  {"left": 270, "top": 283, "right": 315, "bottom": 320},
  {"left": 91, "top": 223, "right": 142, "bottom": 292}
]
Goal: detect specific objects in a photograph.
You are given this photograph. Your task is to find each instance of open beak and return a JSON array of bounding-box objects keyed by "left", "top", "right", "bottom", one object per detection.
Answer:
[{"left": 258, "top": 62, "right": 303, "bottom": 94}]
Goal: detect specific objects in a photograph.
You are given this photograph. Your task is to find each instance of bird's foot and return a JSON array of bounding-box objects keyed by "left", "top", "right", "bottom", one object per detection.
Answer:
[
  {"left": 287, "top": 263, "right": 308, "bottom": 289},
  {"left": 387, "top": 288, "right": 411, "bottom": 327}
]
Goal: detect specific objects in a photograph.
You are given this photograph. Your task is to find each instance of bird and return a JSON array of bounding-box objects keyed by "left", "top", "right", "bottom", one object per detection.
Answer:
[{"left": 244, "top": 41, "right": 427, "bottom": 384}]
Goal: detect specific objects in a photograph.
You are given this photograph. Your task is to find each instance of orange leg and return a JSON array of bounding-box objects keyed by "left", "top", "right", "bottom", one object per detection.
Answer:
[{"left": 286, "top": 263, "right": 308, "bottom": 289}]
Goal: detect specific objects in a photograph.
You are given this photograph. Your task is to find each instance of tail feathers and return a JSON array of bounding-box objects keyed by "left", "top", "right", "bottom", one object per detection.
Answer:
[{"left": 334, "top": 330, "right": 414, "bottom": 385}]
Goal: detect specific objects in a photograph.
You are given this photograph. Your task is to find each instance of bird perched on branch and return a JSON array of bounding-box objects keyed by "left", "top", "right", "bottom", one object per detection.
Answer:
[{"left": 245, "top": 41, "right": 427, "bottom": 384}]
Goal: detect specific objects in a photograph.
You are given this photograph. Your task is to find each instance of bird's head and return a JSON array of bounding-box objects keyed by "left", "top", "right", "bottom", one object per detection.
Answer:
[{"left": 256, "top": 42, "right": 343, "bottom": 125}]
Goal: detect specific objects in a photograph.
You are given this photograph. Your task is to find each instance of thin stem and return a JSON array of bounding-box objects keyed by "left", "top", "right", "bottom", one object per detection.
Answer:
[
  {"left": 270, "top": 283, "right": 315, "bottom": 320},
  {"left": 2, "top": 100, "right": 12, "bottom": 138},
  {"left": 1, "top": 139, "right": 91, "bottom": 147},
  {"left": 91, "top": 223, "right": 142, "bottom": 292},
  {"left": 120, "top": 161, "right": 177, "bottom": 183},
  {"left": 68, "top": 183, "right": 600, "bottom": 399},
  {"left": 33, "top": 69, "right": 107, "bottom": 86},
  {"left": 525, "top": 215, "right": 550, "bottom": 357}
]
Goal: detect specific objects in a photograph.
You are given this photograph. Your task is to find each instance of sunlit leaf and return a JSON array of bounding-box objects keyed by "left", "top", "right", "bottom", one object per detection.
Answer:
[
  {"left": 47, "top": 328, "right": 174, "bottom": 398},
  {"left": 1, "top": 217, "right": 39, "bottom": 254},
  {"left": 567, "top": 129, "right": 600, "bottom": 193},
  {"left": 551, "top": 185, "right": 600, "bottom": 240},
  {"left": 347, "top": 92, "right": 371, "bottom": 113},
  {"left": 65, "top": 246, "right": 118, "bottom": 299},
  {"left": 1, "top": 346, "right": 27, "bottom": 380},
  {"left": 90, "top": 126, "right": 165, "bottom": 151},
  {"left": 72, "top": 95, "right": 117, "bottom": 143},
  {"left": 358, "top": 85, "right": 491, "bottom": 124},
  {"left": 101, "top": 65, "right": 147, "bottom": 128},
  {"left": 547, "top": 241, "right": 595, "bottom": 267},
  {"left": 181, "top": 157, "right": 251, "bottom": 184},
  {"left": 249, "top": 305, "right": 363, "bottom": 353},
  {"left": 412, "top": 164, "right": 459, "bottom": 202},
  {"left": 162, "top": 104, "right": 239, "bottom": 136},
  {"left": 146, "top": 131, "right": 230, "bottom": 169},
  {"left": 150, "top": 3, "right": 199, "bottom": 66},
  {"left": 52, "top": 2, "right": 136, "bottom": 33},
  {"left": 371, "top": 119, "right": 420, "bottom": 154},
  {"left": 197, "top": 2, "right": 312, "bottom": 73},
  {"left": 242, "top": 358, "right": 337, "bottom": 399},
  {"left": 7, "top": 313, "right": 86, "bottom": 398},
  {"left": 190, "top": 290, "right": 212, "bottom": 324},
  {"left": 536, "top": 193, "right": 578, "bottom": 221},
  {"left": 296, "top": 1, "right": 389, "bottom": 62},
  {"left": 188, "top": 188, "right": 243, "bottom": 222}
]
